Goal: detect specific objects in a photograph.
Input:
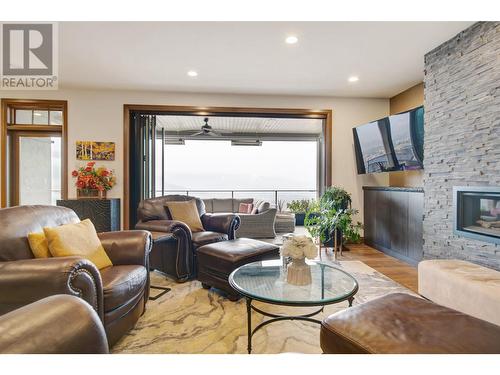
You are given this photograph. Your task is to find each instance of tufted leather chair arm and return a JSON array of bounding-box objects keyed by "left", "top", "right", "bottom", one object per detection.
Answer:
[
  {"left": 0, "top": 256, "right": 103, "bottom": 320},
  {"left": 0, "top": 295, "right": 109, "bottom": 354},
  {"left": 135, "top": 219, "right": 194, "bottom": 280},
  {"left": 201, "top": 213, "right": 240, "bottom": 240}
]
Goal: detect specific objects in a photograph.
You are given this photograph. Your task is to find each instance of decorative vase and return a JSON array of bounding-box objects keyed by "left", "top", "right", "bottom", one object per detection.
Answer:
[
  {"left": 77, "top": 189, "right": 106, "bottom": 199},
  {"left": 286, "top": 257, "right": 312, "bottom": 286}
]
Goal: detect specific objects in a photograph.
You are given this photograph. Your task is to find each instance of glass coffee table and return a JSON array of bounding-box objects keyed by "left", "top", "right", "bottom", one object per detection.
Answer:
[{"left": 228, "top": 259, "right": 359, "bottom": 354}]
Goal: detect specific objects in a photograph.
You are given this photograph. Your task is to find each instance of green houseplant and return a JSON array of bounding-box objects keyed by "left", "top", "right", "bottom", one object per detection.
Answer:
[
  {"left": 287, "top": 199, "right": 319, "bottom": 225},
  {"left": 304, "top": 187, "right": 362, "bottom": 249}
]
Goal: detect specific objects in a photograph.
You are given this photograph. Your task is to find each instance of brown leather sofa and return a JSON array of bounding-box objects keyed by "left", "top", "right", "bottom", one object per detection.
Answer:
[
  {"left": 0, "top": 295, "right": 109, "bottom": 354},
  {"left": 0, "top": 205, "right": 152, "bottom": 347},
  {"left": 136, "top": 195, "right": 240, "bottom": 281}
]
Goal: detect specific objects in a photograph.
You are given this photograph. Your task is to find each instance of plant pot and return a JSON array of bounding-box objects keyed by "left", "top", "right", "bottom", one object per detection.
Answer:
[
  {"left": 77, "top": 189, "right": 106, "bottom": 199},
  {"left": 295, "top": 213, "right": 306, "bottom": 226},
  {"left": 287, "top": 257, "right": 312, "bottom": 286},
  {"left": 297, "top": 212, "right": 319, "bottom": 226}
]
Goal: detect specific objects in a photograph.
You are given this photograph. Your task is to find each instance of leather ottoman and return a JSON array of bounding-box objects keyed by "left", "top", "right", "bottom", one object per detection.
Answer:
[
  {"left": 320, "top": 293, "right": 500, "bottom": 354},
  {"left": 197, "top": 238, "right": 280, "bottom": 301}
]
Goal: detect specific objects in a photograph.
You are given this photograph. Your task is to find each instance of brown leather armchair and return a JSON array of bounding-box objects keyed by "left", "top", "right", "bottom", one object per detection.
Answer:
[
  {"left": 0, "top": 295, "right": 109, "bottom": 354},
  {"left": 0, "top": 205, "right": 152, "bottom": 347},
  {"left": 135, "top": 195, "right": 240, "bottom": 281}
]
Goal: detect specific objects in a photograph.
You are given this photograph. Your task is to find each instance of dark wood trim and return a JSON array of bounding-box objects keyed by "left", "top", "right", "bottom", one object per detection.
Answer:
[
  {"left": 1, "top": 98, "right": 68, "bottom": 207},
  {"left": 123, "top": 105, "right": 131, "bottom": 229},
  {"left": 123, "top": 104, "right": 333, "bottom": 229}
]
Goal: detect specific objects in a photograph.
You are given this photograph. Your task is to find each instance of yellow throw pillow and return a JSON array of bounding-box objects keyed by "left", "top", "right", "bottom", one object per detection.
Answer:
[
  {"left": 165, "top": 200, "right": 204, "bottom": 232},
  {"left": 28, "top": 232, "right": 51, "bottom": 258},
  {"left": 44, "top": 219, "right": 113, "bottom": 270}
]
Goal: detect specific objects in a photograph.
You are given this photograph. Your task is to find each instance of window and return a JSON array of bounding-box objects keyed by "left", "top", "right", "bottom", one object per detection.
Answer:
[{"left": 9, "top": 108, "right": 63, "bottom": 126}]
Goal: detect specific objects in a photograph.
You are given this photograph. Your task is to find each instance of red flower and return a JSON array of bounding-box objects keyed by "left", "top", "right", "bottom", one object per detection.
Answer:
[
  {"left": 87, "top": 161, "right": 96, "bottom": 167},
  {"left": 71, "top": 170, "right": 78, "bottom": 177},
  {"left": 85, "top": 167, "right": 92, "bottom": 172},
  {"left": 76, "top": 180, "right": 86, "bottom": 189}
]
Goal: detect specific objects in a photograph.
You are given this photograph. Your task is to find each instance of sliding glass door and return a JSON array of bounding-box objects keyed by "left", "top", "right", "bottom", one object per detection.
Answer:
[{"left": 128, "top": 111, "right": 326, "bottom": 226}]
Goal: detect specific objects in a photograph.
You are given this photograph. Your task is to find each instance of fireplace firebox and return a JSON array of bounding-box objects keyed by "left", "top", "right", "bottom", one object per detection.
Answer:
[{"left": 453, "top": 186, "right": 500, "bottom": 245}]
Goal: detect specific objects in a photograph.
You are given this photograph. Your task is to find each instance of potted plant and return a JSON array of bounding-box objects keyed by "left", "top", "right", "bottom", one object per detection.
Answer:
[
  {"left": 304, "top": 187, "right": 362, "bottom": 251},
  {"left": 287, "top": 199, "right": 319, "bottom": 225},
  {"left": 72, "top": 162, "right": 116, "bottom": 199}
]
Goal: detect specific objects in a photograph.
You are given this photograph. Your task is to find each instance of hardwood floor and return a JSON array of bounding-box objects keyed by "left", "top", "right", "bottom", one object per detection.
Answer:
[{"left": 321, "top": 243, "right": 419, "bottom": 293}]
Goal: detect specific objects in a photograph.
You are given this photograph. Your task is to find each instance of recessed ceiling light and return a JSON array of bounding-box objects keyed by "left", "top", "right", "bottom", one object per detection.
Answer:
[
  {"left": 187, "top": 70, "right": 198, "bottom": 77},
  {"left": 348, "top": 76, "right": 359, "bottom": 83},
  {"left": 285, "top": 36, "right": 298, "bottom": 44}
]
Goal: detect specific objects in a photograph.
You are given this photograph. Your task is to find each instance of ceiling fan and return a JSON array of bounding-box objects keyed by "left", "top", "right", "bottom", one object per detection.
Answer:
[{"left": 191, "top": 117, "right": 221, "bottom": 137}]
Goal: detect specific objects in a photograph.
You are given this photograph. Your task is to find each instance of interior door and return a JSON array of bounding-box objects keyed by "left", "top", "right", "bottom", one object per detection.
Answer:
[{"left": 10, "top": 132, "right": 62, "bottom": 206}]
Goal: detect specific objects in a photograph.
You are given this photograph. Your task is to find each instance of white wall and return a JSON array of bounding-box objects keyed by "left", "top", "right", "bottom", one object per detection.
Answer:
[{"left": 1, "top": 88, "right": 389, "bottom": 227}]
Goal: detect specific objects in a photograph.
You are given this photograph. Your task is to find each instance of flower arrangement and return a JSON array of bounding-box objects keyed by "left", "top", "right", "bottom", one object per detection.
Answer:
[
  {"left": 72, "top": 162, "right": 116, "bottom": 194},
  {"left": 280, "top": 235, "right": 317, "bottom": 260}
]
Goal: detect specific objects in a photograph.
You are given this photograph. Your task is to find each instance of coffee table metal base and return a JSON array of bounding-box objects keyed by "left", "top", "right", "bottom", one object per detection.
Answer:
[{"left": 245, "top": 296, "right": 354, "bottom": 354}]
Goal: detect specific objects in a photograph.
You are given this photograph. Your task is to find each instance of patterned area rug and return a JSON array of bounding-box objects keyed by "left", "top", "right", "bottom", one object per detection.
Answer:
[{"left": 112, "top": 260, "right": 415, "bottom": 354}]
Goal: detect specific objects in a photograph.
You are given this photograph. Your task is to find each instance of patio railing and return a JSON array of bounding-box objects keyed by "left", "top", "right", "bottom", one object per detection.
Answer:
[{"left": 155, "top": 189, "right": 318, "bottom": 208}]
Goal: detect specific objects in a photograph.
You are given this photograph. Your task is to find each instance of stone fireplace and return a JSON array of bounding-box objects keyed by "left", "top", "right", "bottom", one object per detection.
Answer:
[
  {"left": 423, "top": 22, "right": 500, "bottom": 270},
  {"left": 454, "top": 187, "right": 500, "bottom": 245}
]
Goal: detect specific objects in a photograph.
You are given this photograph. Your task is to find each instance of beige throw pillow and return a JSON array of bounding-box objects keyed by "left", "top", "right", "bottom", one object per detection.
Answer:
[
  {"left": 165, "top": 200, "right": 204, "bottom": 232},
  {"left": 43, "top": 219, "right": 113, "bottom": 270}
]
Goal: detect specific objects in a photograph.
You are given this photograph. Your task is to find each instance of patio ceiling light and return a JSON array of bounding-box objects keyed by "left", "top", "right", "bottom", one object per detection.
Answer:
[{"left": 231, "top": 139, "right": 262, "bottom": 146}]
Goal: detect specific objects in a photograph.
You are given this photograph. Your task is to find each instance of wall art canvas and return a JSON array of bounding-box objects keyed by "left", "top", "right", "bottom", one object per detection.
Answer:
[{"left": 76, "top": 141, "right": 115, "bottom": 161}]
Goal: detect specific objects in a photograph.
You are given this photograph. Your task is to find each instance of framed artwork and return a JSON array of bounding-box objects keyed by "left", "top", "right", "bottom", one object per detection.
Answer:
[{"left": 76, "top": 141, "right": 115, "bottom": 161}]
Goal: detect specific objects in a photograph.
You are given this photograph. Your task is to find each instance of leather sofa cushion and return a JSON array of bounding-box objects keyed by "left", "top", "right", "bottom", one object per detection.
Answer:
[
  {"left": 0, "top": 205, "right": 79, "bottom": 262},
  {"left": 320, "top": 293, "right": 500, "bottom": 354},
  {"left": 101, "top": 265, "right": 148, "bottom": 312},
  {"left": 137, "top": 199, "right": 169, "bottom": 221},
  {"left": 191, "top": 231, "right": 228, "bottom": 249}
]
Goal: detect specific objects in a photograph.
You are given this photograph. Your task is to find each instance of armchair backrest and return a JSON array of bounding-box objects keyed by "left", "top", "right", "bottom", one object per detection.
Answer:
[
  {"left": 137, "top": 195, "right": 206, "bottom": 223},
  {"left": 0, "top": 205, "right": 79, "bottom": 262}
]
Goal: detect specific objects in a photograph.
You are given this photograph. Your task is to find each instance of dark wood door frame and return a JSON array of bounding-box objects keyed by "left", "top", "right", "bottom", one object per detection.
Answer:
[
  {"left": 1, "top": 98, "right": 68, "bottom": 207},
  {"left": 123, "top": 104, "right": 333, "bottom": 229}
]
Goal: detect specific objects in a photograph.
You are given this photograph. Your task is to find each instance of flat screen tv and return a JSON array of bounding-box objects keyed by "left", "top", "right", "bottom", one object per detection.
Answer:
[{"left": 353, "top": 106, "right": 424, "bottom": 174}]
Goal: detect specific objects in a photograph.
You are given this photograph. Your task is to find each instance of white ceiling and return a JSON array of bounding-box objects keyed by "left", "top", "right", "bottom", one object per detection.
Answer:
[
  {"left": 156, "top": 115, "right": 323, "bottom": 134},
  {"left": 59, "top": 21, "right": 474, "bottom": 98}
]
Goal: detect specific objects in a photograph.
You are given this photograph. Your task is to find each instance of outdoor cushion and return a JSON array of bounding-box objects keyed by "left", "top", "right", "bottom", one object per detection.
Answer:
[{"left": 212, "top": 199, "right": 234, "bottom": 213}]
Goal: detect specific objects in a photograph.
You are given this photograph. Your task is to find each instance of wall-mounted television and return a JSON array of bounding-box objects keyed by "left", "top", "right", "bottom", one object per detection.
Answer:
[{"left": 353, "top": 106, "right": 424, "bottom": 174}]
